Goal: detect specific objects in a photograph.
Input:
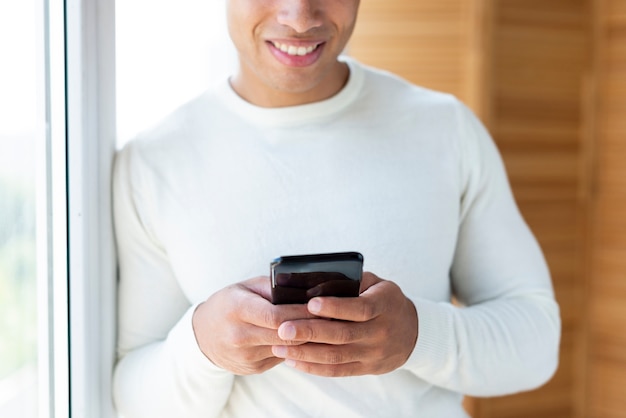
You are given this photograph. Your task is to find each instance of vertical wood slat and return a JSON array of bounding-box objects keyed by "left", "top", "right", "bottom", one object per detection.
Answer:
[
  {"left": 476, "top": 2, "right": 590, "bottom": 417},
  {"left": 587, "top": 0, "right": 626, "bottom": 416}
]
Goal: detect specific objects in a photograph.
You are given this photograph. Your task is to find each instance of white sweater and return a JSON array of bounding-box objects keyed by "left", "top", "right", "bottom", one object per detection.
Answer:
[{"left": 112, "top": 58, "right": 560, "bottom": 418}]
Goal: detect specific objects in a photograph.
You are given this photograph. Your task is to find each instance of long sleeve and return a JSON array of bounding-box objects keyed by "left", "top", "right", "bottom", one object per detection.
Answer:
[
  {"left": 112, "top": 144, "right": 235, "bottom": 417},
  {"left": 403, "top": 103, "right": 561, "bottom": 396}
]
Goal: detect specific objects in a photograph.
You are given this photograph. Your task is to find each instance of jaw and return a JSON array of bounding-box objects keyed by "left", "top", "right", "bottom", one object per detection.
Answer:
[{"left": 232, "top": 57, "right": 349, "bottom": 108}]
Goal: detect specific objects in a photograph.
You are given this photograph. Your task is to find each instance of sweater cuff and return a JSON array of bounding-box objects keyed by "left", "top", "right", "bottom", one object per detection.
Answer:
[
  {"left": 404, "top": 298, "right": 457, "bottom": 378},
  {"left": 166, "top": 303, "right": 231, "bottom": 376}
]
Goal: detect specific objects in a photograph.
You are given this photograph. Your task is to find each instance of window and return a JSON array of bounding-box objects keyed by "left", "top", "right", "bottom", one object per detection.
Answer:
[
  {"left": 0, "top": 0, "right": 67, "bottom": 416},
  {"left": 116, "top": 0, "right": 237, "bottom": 145},
  {"left": 2, "top": 0, "right": 116, "bottom": 416}
]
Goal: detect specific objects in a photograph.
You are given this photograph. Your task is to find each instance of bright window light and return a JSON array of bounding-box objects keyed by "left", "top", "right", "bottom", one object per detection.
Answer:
[
  {"left": 0, "top": 0, "right": 42, "bottom": 416},
  {"left": 116, "top": 0, "right": 237, "bottom": 146}
]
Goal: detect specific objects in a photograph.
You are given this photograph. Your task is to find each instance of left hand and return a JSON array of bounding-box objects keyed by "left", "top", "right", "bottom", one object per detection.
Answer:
[{"left": 271, "top": 272, "right": 418, "bottom": 377}]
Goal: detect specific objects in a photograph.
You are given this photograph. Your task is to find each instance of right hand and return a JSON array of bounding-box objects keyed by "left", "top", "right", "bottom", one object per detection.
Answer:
[{"left": 192, "top": 276, "right": 314, "bottom": 375}]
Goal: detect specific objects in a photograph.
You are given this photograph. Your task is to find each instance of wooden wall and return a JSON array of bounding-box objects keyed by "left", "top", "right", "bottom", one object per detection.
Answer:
[
  {"left": 351, "top": 0, "right": 626, "bottom": 417},
  {"left": 481, "top": 2, "right": 590, "bottom": 417},
  {"left": 350, "top": 0, "right": 477, "bottom": 107},
  {"left": 587, "top": 0, "right": 626, "bottom": 416}
]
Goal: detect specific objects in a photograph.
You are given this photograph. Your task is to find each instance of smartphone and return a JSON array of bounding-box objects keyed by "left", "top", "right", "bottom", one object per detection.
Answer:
[{"left": 270, "top": 251, "right": 364, "bottom": 304}]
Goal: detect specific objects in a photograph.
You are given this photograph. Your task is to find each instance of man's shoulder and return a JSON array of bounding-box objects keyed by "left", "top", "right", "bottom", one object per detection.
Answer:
[
  {"left": 353, "top": 59, "right": 461, "bottom": 110},
  {"left": 120, "top": 86, "right": 227, "bottom": 156}
]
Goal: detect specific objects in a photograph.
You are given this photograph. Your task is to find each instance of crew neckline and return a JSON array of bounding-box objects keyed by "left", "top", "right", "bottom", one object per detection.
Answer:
[{"left": 215, "top": 56, "right": 364, "bottom": 128}]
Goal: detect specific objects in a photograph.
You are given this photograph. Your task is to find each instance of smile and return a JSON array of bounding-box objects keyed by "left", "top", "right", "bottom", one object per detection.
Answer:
[{"left": 270, "top": 41, "right": 322, "bottom": 56}]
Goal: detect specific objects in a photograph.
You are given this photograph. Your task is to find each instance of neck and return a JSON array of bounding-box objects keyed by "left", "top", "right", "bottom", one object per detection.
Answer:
[{"left": 230, "top": 61, "right": 350, "bottom": 108}]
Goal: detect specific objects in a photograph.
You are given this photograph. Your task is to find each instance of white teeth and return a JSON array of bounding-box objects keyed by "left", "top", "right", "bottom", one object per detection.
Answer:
[{"left": 273, "top": 42, "right": 318, "bottom": 56}]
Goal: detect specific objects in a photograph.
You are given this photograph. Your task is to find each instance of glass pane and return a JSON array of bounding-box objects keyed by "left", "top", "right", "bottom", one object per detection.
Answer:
[
  {"left": 0, "top": 1, "right": 43, "bottom": 417},
  {"left": 116, "top": 0, "right": 237, "bottom": 146}
]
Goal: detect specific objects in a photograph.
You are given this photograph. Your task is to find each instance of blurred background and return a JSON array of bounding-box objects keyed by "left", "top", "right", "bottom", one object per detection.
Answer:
[{"left": 1, "top": 0, "right": 624, "bottom": 417}]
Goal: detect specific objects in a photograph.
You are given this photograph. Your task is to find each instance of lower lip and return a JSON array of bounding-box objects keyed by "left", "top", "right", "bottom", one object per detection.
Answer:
[{"left": 267, "top": 42, "right": 325, "bottom": 67}]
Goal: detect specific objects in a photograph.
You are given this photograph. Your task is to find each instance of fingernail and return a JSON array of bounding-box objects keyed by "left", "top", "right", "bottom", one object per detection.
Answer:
[
  {"left": 279, "top": 324, "right": 296, "bottom": 340},
  {"left": 284, "top": 359, "right": 296, "bottom": 368},
  {"left": 273, "top": 346, "right": 287, "bottom": 358},
  {"left": 308, "top": 298, "right": 322, "bottom": 313}
]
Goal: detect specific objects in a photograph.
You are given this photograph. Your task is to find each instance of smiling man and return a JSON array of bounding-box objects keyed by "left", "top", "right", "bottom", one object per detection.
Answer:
[{"left": 112, "top": 1, "right": 561, "bottom": 417}]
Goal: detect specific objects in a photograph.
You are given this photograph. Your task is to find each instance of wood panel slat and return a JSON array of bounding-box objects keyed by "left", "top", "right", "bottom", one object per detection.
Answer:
[{"left": 587, "top": 0, "right": 626, "bottom": 417}]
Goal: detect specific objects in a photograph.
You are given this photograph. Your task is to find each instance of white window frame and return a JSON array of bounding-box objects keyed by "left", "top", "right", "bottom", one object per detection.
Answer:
[
  {"left": 45, "top": 0, "right": 227, "bottom": 414},
  {"left": 65, "top": 0, "right": 117, "bottom": 416},
  {"left": 38, "top": 0, "right": 70, "bottom": 416},
  {"left": 18, "top": 0, "right": 116, "bottom": 415}
]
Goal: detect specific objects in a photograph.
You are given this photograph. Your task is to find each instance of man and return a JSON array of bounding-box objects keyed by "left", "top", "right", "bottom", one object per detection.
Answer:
[{"left": 112, "top": 0, "right": 560, "bottom": 416}]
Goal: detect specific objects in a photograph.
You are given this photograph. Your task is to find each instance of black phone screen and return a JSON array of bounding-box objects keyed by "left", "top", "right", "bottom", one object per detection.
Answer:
[{"left": 270, "top": 252, "right": 363, "bottom": 304}]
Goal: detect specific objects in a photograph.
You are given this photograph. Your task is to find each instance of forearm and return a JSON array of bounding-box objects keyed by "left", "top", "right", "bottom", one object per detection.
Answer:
[
  {"left": 113, "top": 306, "right": 235, "bottom": 418},
  {"left": 404, "top": 291, "right": 560, "bottom": 396}
]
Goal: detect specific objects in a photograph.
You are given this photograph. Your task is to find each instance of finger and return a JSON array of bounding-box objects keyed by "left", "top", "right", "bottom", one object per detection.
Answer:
[
  {"left": 283, "top": 360, "right": 367, "bottom": 377},
  {"left": 277, "top": 318, "right": 370, "bottom": 344},
  {"left": 272, "top": 342, "right": 365, "bottom": 366},
  {"left": 236, "top": 323, "right": 310, "bottom": 347},
  {"left": 308, "top": 278, "right": 397, "bottom": 322},
  {"left": 234, "top": 287, "right": 315, "bottom": 329},
  {"left": 247, "top": 303, "right": 316, "bottom": 329},
  {"left": 307, "top": 294, "right": 378, "bottom": 322}
]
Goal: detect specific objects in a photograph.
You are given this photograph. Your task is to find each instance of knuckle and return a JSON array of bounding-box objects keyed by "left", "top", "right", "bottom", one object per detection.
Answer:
[
  {"left": 228, "top": 329, "right": 249, "bottom": 349},
  {"left": 304, "top": 323, "right": 318, "bottom": 341},
  {"left": 263, "top": 308, "right": 281, "bottom": 328},
  {"left": 240, "top": 362, "right": 268, "bottom": 376},
  {"left": 297, "top": 362, "right": 314, "bottom": 375},
  {"left": 326, "top": 349, "right": 344, "bottom": 364},
  {"left": 371, "top": 345, "right": 388, "bottom": 361},
  {"left": 359, "top": 301, "right": 376, "bottom": 320},
  {"left": 377, "top": 322, "right": 393, "bottom": 340},
  {"left": 340, "top": 325, "right": 360, "bottom": 342},
  {"left": 290, "top": 347, "right": 306, "bottom": 361},
  {"left": 239, "top": 350, "right": 258, "bottom": 364}
]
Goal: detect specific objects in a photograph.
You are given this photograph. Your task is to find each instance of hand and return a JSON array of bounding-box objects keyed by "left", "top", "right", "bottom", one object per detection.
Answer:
[
  {"left": 271, "top": 272, "right": 418, "bottom": 377},
  {"left": 192, "top": 276, "right": 315, "bottom": 375}
]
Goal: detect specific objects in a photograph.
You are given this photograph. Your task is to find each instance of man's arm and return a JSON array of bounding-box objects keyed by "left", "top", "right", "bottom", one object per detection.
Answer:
[
  {"left": 112, "top": 143, "right": 235, "bottom": 418},
  {"left": 403, "top": 103, "right": 560, "bottom": 395}
]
